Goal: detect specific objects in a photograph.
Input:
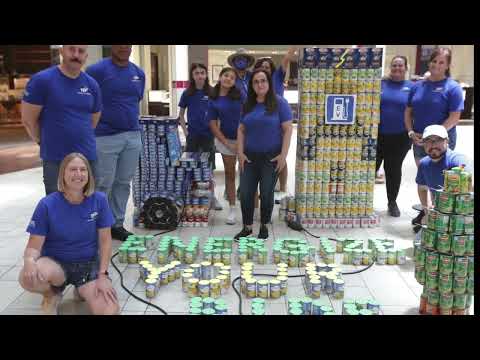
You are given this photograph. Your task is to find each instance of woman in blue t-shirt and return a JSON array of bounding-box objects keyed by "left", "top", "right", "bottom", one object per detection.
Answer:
[
  {"left": 208, "top": 67, "right": 245, "bottom": 225},
  {"left": 253, "top": 47, "right": 297, "bottom": 204},
  {"left": 405, "top": 47, "right": 464, "bottom": 167},
  {"left": 376, "top": 56, "right": 413, "bottom": 217},
  {"left": 179, "top": 63, "right": 222, "bottom": 211},
  {"left": 19, "top": 153, "right": 119, "bottom": 315},
  {"left": 235, "top": 69, "right": 293, "bottom": 240}
]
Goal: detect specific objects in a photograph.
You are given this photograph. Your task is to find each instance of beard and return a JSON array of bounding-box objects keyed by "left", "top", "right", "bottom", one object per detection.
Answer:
[{"left": 427, "top": 148, "right": 446, "bottom": 160}]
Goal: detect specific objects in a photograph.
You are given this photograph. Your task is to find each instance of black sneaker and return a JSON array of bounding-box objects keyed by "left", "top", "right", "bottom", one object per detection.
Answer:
[
  {"left": 388, "top": 202, "right": 401, "bottom": 217},
  {"left": 234, "top": 227, "right": 253, "bottom": 240},
  {"left": 258, "top": 224, "right": 269, "bottom": 239},
  {"left": 412, "top": 210, "right": 425, "bottom": 226},
  {"left": 111, "top": 226, "right": 133, "bottom": 242}
]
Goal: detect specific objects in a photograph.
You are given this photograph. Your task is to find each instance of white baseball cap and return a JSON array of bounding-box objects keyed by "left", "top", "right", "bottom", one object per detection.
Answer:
[{"left": 422, "top": 125, "right": 449, "bottom": 140}]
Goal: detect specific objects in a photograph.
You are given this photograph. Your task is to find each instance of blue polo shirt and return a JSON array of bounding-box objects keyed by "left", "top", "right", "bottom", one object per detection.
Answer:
[
  {"left": 207, "top": 94, "right": 245, "bottom": 140},
  {"left": 240, "top": 96, "right": 293, "bottom": 153},
  {"left": 408, "top": 78, "right": 464, "bottom": 139},
  {"left": 26, "top": 192, "right": 115, "bottom": 263},
  {"left": 86, "top": 59, "right": 145, "bottom": 137},
  {"left": 380, "top": 79, "right": 413, "bottom": 134},
  {"left": 179, "top": 89, "right": 212, "bottom": 138},
  {"left": 416, "top": 149, "right": 472, "bottom": 191},
  {"left": 23, "top": 66, "right": 102, "bottom": 161}
]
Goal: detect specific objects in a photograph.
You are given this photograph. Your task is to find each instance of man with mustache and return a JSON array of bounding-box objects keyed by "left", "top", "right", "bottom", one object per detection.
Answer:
[
  {"left": 22, "top": 45, "right": 102, "bottom": 195},
  {"left": 86, "top": 45, "right": 145, "bottom": 241},
  {"left": 415, "top": 125, "right": 472, "bottom": 224}
]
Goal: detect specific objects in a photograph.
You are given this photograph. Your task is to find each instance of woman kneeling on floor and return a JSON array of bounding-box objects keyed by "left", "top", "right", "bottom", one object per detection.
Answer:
[{"left": 19, "top": 152, "right": 119, "bottom": 315}]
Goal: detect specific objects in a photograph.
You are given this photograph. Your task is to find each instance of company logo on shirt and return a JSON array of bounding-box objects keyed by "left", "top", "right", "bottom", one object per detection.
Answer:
[
  {"left": 24, "top": 90, "right": 30, "bottom": 97},
  {"left": 78, "top": 86, "right": 92, "bottom": 96},
  {"left": 87, "top": 212, "right": 98, "bottom": 222},
  {"left": 29, "top": 220, "right": 36, "bottom": 228},
  {"left": 433, "top": 87, "right": 444, "bottom": 93},
  {"left": 401, "top": 87, "right": 411, "bottom": 92},
  {"left": 132, "top": 75, "right": 141, "bottom": 82},
  {"left": 202, "top": 96, "right": 209, "bottom": 101}
]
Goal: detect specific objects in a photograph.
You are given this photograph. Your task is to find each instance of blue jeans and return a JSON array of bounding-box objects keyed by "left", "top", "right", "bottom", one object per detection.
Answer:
[
  {"left": 94, "top": 131, "right": 142, "bottom": 228},
  {"left": 43, "top": 159, "right": 96, "bottom": 196},
  {"left": 47, "top": 256, "right": 100, "bottom": 293},
  {"left": 240, "top": 151, "right": 279, "bottom": 226}
]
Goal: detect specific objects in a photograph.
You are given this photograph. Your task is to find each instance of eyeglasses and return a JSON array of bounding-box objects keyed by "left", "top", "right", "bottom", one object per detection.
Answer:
[{"left": 423, "top": 137, "right": 445, "bottom": 145}]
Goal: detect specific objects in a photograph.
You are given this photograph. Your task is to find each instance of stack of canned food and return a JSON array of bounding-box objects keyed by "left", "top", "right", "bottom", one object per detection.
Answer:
[
  {"left": 414, "top": 172, "right": 474, "bottom": 315},
  {"left": 342, "top": 299, "right": 380, "bottom": 315},
  {"left": 288, "top": 298, "right": 335, "bottom": 315},
  {"left": 237, "top": 237, "right": 268, "bottom": 265},
  {"left": 202, "top": 237, "right": 233, "bottom": 265},
  {"left": 182, "top": 261, "right": 231, "bottom": 299},
  {"left": 141, "top": 260, "right": 183, "bottom": 299},
  {"left": 278, "top": 195, "right": 297, "bottom": 223},
  {"left": 272, "top": 238, "right": 317, "bottom": 266},
  {"left": 189, "top": 297, "right": 228, "bottom": 315},
  {"left": 250, "top": 298, "right": 266, "bottom": 315},
  {"left": 293, "top": 48, "right": 383, "bottom": 228},
  {"left": 304, "top": 262, "right": 344, "bottom": 299},
  {"left": 118, "top": 235, "right": 154, "bottom": 264},
  {"left": 156, "top": 235, "right": 200, "bottom": 265},
  {"left": 240, "top": 262, "right": 288, "bottom": 299}
]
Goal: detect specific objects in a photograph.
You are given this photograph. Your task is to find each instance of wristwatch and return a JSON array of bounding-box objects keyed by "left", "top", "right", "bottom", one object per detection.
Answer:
[{"left": 408, "top": 130, "right": 415, "bottom": 139}]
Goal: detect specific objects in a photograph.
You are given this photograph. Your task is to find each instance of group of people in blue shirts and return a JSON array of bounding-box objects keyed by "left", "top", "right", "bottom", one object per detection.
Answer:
[{"left": 377, "top": 47, "right": 470, "bottom": 224}]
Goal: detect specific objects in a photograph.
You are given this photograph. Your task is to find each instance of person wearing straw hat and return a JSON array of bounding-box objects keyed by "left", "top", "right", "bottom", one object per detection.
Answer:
[{"left": 227, "top": 48, "right": 255, "bottom": 99}]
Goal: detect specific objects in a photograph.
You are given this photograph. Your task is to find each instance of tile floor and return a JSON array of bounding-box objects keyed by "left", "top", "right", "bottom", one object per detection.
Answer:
[{"left": 0, "top": 125, "right": 474, "bottom": 315}]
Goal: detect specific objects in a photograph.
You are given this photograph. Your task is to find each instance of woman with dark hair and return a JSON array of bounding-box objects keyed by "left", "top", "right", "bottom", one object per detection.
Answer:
[
  {"left": 179, "top": 63, "right": 222, "bottom": 210},
  {"left": 405, "top": 47, "right": 464, "bottom": 225},
  {"left": 235, "top": 69, "right": 293, "bottom": 240},
  {"left": 253, "top": 47, "right": 297, "bottom": 204},
  {"left": 208, "top": 67, "right": 246, "bottom": 225},
  {"left": 376, "top": 56, "right": 414, "bottom": 217}
]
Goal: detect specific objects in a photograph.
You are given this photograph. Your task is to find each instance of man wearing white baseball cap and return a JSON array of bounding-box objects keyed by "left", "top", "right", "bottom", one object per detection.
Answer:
[{"left": 413, "top": 125, "right": 472, "bottom": 225}]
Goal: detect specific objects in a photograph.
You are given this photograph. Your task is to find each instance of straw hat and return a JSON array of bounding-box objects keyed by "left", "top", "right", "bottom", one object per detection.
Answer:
[{"left": 227, "top": 48, "right": 255, "bottom": 69}]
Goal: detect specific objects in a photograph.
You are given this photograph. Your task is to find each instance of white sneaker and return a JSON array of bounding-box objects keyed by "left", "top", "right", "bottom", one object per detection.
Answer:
[
  {"left": 226, "top": 209, "right": 236, "bottom": 225},
  {"left": 41, "top": 293, "right": 63, "bottom": 315},
  {"left": 212, "top": 197, "right": 223, "bottom": 211}
]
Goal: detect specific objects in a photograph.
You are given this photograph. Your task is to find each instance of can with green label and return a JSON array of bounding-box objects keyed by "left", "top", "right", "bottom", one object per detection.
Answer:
[
  {"left": 444, "top": 170, "right": 461, "bottom": 193},
  {"left": 336, "top": 238, "right": 345, "bottom": 253},
  {"left": 427, "top": 289, "right": 440, "bottom": 306},
  {"left": 396, "top": 249, "right": 406, "bottom": 265},
  {"left": 463, "top": 216, "right": 474, "bottom": 235},
  {"left": 453, "top": 276, "right": 467, "bottom": 294},
  {"left": 427, "top": 210, "right": 438, "bottom": 230},
  {"left": 452, "top": 236, "right": 467, "bottom": 256},
  {"left": 448, "top": 215, "right": 464, "bottom": 235},
  {"left": 422, "top": 228, "right": 436, "bottom": 250},
  {"left": 468, "top": 256, "right": 474, "bottom": 276},
  {"left": 425, "top": 271, "right": 438, "bottom": 290},
  {"left": 425, "top": 252, "right": 439, "bottom": 272},
  {"left": 415, "top": 247, "right": 426, "bottom": 267},
  {"left": 415, "top": 266, "right": 426, "bottom": 285},
  {"left": 439, "top": 292, "right": 454, "bottom": 309},
  {"left": 435, "top": 213, "right": 450, "bottom": 233},
  {"left": 453, "top": 293, "right": 467, "bottom": 309},
  {"left": 464, "top": 235, "right": 474, "bottom": 256},
  {"left": 467, "top": 276, "right": 474, "bottom": 295},
  {"left": 454, "top": 193, "right": 474, "bottom": 215},
  {"left": 439, "top": 254, "right": 454, "bottom": 275},
  {"left": 454, "top": 256, "right": 468, "bottom": 277},
  {"left": 459, "top": 171, "right": 472, "bottom": 193},
  {"left": 343, "top": 248, "right": 353, "bottom": 264},
  {"left": 118, "top": 246, "right": 129, "bottom": 263},
  {"left": 435, "top": 190, "right": 455, "bottom": 213},
  {"left": 438, "top": 273, "right": 453, "bottom": 293},
  {"left": 436, "top": 233, "right": 451, "bottom": 254}
]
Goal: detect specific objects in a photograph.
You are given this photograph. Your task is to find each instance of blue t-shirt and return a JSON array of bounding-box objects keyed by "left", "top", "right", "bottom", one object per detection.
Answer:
[
  {"left": 415, "top": 149, "right": 472, "bottom": 191},
  {"left": 207, "top": 95, "right": 245, "bottom": 140},
  {"left": 235, "top": 72, "right": 252, "bottom": 100},
  {"left": 179, "top": 89, "right": 212, "bottom": 138},
  {"left": 26, "top": 191, "right": 114, "bottom": 263},
  {"left": 379, "top": 79, "right": 413, "bottom": 134},
  {"left": 86, "top": 59, "right": 145, "bottom": 137},
  {"left": 240, "top": 96, "right": 293, "bottom": 153},
  {"left": 23, "top": 66, "right": 102, "bottom": 161},
  {"left": 272, "top": 66, "right": 286, "bottom": 98},
  {"left": 408, "top": 78, "right": 464, "bottom": 138}
]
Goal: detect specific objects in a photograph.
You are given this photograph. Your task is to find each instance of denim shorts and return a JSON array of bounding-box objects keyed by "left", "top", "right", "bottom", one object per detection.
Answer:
[{"left": 46, "top": 257, "right": 100, "bottom": 293}]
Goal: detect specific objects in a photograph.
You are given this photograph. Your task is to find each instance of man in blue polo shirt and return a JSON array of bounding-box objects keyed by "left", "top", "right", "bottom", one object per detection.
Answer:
[
  {"left": 86, "top": 45, "right": 145, "bottom": 241},
  {"left": 21, "top": 45, "right": 102, "bottom": 195},
  {"left": 414, "top": 125, "right": 472, "bottom": 225}
]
